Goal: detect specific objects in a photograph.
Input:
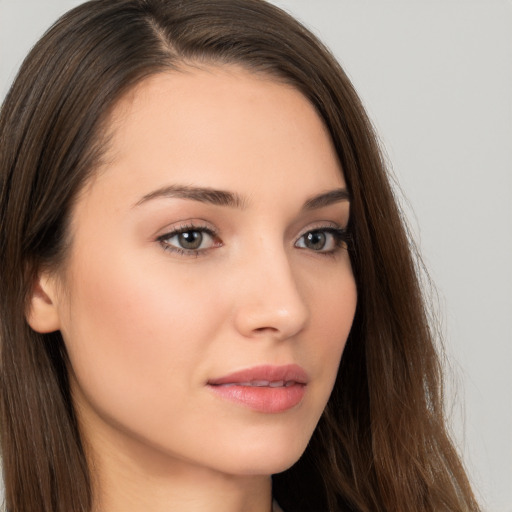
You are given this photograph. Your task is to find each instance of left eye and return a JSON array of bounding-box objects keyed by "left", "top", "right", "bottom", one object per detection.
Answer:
[
  {"left": 159, "top": 228, "right": 217, "bottom": 252},
  {"left": 295, "top": 228, "right": 346, "bottom": 252}
]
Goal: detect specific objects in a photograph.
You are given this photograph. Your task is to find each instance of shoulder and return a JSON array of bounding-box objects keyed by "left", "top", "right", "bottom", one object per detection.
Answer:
[{"left": 272, "top": 500, "right": 285, "bottom": 512}]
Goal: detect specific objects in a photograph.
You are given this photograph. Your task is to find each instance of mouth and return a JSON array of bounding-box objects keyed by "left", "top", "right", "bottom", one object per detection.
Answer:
[
  {"left": 217, "top": 380, "right": 299, "bottom": 388},
  {"left": 207, "top": 364, "right": 308, "bottom": 413},
  {"left": 208, "top": 363, "right": 308, "bottom": 386}
]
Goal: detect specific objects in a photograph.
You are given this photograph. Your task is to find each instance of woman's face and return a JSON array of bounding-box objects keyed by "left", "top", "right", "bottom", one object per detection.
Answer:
[{"left": 42, "top": 67, "right": 357, "bottom": 478}]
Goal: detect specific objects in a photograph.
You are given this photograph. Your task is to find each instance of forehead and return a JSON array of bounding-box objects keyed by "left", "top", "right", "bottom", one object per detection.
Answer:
[{"left": 85, "top": 65, "right": 344, "bottom": 205}]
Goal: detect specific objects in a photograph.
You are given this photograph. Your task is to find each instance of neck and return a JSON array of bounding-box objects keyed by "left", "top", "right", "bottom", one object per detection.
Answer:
[
  {"left": 85, "top": 426, "right": 273, "bottom": 512},
  {"left": 93, "top": 463, "right": 273, "bottom": 512}
]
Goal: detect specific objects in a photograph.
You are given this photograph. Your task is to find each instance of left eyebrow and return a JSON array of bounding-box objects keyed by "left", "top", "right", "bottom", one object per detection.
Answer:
[{"left": 302, "top": 188, "right": 350, "bottom": 210}]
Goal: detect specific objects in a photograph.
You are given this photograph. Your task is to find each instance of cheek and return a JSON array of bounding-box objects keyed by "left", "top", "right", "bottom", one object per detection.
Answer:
[
  {"left": 305, "top": 264, "right": 357, "bottom": 394},
  {"left": 315, "top": 279, "right": 356, "bottom": 353},
  {"left": 303, "top": 255, "right": 357, "bottom": 345},
  {"left": 59, "top": 249, "right": 226, "bottom": 426}
]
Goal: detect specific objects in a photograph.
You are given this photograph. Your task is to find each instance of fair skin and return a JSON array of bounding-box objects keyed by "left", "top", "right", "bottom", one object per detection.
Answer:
[{"left": 28, "top": 66, "right": 357, "bottom": 512}]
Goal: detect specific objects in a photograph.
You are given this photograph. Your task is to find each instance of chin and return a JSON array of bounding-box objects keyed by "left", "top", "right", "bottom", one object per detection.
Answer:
[
  {"left": 197, "top": 405, "right": 324, "bottom": 477},
  {"left": 212, "top": 430, "right": 311, "bottom": 477}
]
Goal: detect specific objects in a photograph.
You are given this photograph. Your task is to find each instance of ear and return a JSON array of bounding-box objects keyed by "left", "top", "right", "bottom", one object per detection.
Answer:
[{"left": 26, "top": 273, "right": 62, "bottom": 333}]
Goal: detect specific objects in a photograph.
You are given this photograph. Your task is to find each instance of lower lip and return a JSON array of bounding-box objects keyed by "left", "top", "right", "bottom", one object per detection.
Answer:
[{"left": 207, "top": 383, "right": 306, "bottom": 413}]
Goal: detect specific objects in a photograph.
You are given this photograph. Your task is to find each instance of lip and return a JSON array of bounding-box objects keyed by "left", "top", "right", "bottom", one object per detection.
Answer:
[{"left": 207, "top": 364, "right": 308, "bottom": 413}]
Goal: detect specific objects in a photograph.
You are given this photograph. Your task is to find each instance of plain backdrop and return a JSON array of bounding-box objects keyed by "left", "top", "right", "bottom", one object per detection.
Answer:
[{"left": 1, "top": 1, "right": 511, "bottom": 511}]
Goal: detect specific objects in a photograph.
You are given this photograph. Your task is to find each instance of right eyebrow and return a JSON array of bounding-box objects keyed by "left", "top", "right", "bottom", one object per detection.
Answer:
[{"left": 133, "top": 184, "right": 247, "bottom": 209}]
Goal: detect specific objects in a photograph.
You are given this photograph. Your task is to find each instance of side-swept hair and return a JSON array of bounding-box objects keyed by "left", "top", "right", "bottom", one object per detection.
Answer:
[{"left": 0, "top": 1, "right": 479, "bottom": 510}]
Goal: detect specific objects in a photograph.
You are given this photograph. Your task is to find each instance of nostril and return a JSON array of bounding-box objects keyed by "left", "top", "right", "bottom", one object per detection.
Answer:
[{"left": 254, "top": 326, "right": 279, "bottom": 333}]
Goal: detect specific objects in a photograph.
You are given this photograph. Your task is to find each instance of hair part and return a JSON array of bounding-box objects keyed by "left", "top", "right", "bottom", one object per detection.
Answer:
[{"left": 0, "top": 1, "right": 479, "bottom": 511}]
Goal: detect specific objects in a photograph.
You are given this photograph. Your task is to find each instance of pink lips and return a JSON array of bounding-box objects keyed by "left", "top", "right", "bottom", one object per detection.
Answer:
[{"left": 207, "top": 364, "right": 308, "bottom": 413}]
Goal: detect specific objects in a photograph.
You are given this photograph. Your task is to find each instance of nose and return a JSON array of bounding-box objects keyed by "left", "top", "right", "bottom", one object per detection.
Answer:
[{"left": 232, "top": 245, "right": 309, "bottom": 340}]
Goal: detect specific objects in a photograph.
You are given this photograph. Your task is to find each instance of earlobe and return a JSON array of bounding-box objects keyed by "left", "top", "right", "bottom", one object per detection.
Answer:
[{"left": 26, "top": 274, "right": 61, "bottom": 333}]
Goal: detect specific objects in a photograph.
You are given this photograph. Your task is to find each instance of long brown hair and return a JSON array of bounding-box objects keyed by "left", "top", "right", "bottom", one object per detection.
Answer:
[{"left": 0, "top": 1, "right": 479, "bottom": 511}]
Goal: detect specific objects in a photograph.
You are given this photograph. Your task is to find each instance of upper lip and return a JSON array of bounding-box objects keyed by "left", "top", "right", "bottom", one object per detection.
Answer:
[{"left": 207, "top": 364, "right": 308, "bottom": 386}]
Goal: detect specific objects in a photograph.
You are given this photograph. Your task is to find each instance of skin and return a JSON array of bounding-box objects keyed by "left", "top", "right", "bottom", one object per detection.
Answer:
[{"left": 28, "top": 66, "right": 357, "bottom": 512}]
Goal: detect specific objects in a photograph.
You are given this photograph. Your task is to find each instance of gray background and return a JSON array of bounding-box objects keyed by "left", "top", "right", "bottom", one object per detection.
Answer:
[{"left": 1, "top": 1, "right": 511, "bottom": 510}]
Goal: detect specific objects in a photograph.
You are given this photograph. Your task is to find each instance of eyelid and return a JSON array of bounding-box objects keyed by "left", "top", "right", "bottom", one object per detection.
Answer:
[
  {"left": 296, "top": 220, "right": 342, "bottom": 235},
  {"left": 153, "top": 218, "right": 217, "bottom": 239},
  {"left": 294, "top": 220, "right": 349, "bottom": 243}
]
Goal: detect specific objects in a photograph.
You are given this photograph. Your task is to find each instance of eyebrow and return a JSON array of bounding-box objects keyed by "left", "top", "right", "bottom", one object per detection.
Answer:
[
  {"left": 134, "top": 184, "right": 247, "bottom": 209},
  {"left": 303, "top": 188, "right": 350, "bottom": 210},
  {"left": 134, "top": 184, "right": 350, "bottom": 210}
]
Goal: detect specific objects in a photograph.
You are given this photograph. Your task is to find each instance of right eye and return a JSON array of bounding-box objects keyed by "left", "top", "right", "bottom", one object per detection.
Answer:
[{"left": 157, "top": 225, "right": 220, "bottom": 256}]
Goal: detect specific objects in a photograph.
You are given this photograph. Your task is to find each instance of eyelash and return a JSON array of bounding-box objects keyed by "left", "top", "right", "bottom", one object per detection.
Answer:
[{"left": 157, "top": 224, "right": 351, "bottom": 257}]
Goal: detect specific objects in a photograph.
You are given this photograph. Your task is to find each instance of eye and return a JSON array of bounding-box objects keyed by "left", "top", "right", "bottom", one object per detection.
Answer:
[
  {"left": 295, "top": 227, "right": 348, "bottom": 253},
  {"left": 157, "top": 225, "right": 220, "bottom": 255}
]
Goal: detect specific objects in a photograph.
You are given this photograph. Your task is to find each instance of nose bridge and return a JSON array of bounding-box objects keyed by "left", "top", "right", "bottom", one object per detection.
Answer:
[{"left": 232, "top": 237, "right": 309, "bottom": 339}]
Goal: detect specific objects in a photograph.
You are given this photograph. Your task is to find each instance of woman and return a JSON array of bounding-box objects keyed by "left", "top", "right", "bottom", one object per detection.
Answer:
[{"left": 0, "top": 0, "right": 480, "bottom": 511}]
